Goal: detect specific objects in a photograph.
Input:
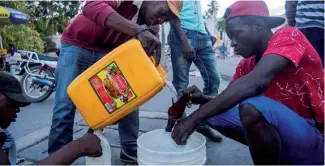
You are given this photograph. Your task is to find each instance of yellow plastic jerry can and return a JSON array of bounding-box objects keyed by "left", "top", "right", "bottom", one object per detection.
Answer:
[{"left": 67, "top": 39, "right": 167, "bottom": 130}]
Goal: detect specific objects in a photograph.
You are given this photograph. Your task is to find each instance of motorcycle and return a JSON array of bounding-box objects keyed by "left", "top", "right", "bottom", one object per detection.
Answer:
[{"left": 18, "top": 51, "right": 56, "bottom": 103}]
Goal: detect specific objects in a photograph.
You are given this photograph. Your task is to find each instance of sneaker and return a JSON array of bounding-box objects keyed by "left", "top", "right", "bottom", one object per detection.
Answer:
[
  {"left": 120, "top": 149, "right": 137, "bottom": 164},
  {"left": 196, "top": 126, "right": 223, "bottom": 143}
]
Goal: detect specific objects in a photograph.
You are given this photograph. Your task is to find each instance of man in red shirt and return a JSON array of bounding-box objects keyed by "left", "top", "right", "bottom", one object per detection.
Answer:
[
  {"left": 49, "top": 1, "right": 182, "bottom": 163},
  {"left": 170, "top": 1, "right": 324, "bottom": 165}
]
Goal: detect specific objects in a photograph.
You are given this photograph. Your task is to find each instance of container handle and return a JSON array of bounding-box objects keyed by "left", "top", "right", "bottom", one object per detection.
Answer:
[{"left": 150, "top": 56, "right": 157, "bottom": 66}]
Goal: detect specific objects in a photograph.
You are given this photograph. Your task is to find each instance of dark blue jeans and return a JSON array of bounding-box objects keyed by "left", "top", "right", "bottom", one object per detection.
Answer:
[
  {"left": 168, "top": 28, "right": 220, "bottom": 96},
  {"left": 48, "top": 44, "right": 139, "bottom": 154}
]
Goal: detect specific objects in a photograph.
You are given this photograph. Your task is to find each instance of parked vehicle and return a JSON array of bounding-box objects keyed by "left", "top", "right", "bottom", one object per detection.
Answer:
[{"left": 18, "top": 51, "right": 56, "bottom": 102}]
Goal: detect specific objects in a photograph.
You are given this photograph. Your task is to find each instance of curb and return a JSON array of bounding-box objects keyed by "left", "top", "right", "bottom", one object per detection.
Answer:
[
  {"left": 16, "top": 126, "right": 50, "bottom": 153},
  {"left": 15, "top": 111, "right": 169, "bottom": 152}
]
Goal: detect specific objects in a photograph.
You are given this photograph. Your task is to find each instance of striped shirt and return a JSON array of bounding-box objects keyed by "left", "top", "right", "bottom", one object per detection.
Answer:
[{"left": 296, "top": 0, "right": 324, "bottom": 29}]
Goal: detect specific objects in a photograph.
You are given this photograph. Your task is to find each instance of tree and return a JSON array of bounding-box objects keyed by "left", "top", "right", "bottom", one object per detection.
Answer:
[
  {"left": 217, "top": 18, "right": 225, "bottom": 39},
  {"left": 1, "top": 25, "right": 44, "bottom": 52},
  {"left": 0, "top": 1, "right": 29, "bottom": 13},
  {"left": 205, "top": 0, "right": 219, "bottom": 35},
  {"left": 27, "top": 1, "right": 81, "bottom": 37},
  {"left": 205, "top": 0, "right": 219, "bottom": 19},
  {"left": 0, "top": 1, "right": 44, "bottom": 51}
]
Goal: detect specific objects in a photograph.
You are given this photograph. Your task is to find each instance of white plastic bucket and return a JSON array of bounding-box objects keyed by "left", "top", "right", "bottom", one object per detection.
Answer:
[{"left": 137, "top": 129, "right": 206, "bottom": 165}]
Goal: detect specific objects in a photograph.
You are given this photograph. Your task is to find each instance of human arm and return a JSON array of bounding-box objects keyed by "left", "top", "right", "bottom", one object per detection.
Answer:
[
  {"left": 83, "top": 1, "right": 141, "bottom": 36},
  {"left": 172, "top": 28, "right": 309, "bottom": 144},
  {"left": 170, "top": 19, "right": 196, "bottom": 60},
  {"left": 83, "top": 1, "right": 161, "bottom": 65},
  {"left": 0, "top": 150, "right": 9, "bottom": 165},
  {"left": 34, "top": 132, "right": 102, "bottom": 165},
  {"left": 285, "top": 0, "right": 298, "bottom": 26},
  {"left": 172, "top": 55, "right": 291, "bottom": 144},
  {"left": 0, "top": 132, "right": 9, "bottom": 165}
]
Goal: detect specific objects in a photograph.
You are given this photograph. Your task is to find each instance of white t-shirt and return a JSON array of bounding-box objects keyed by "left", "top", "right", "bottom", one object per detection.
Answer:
[{"left": 6, "top": 52, "right": 21, "bottom": 65}]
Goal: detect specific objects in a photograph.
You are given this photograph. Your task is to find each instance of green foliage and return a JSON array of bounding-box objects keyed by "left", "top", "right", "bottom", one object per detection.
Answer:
[
  {"left": 0, "top": 1, "right": 44, "bottom": 51},
  {"left": 1, "top": 24, "right": 44, "bottom": 52},
  {"left": 217, "top": 18, "right": 225, "bottom": 39},
  {"left": 205, "top": 0, "right": 219, "bottom": 19},
  {"left": 217, "top": 18, "right": 225, "bottom": 32},
  {"left": 27, "top": 1, "right": 81, "bottom": 36},
  {"left": 0, "top": 1, "right": 82, "bottom": 52},
  {"left": 0, "top": 1, "right": 29, "bottom": 13}
]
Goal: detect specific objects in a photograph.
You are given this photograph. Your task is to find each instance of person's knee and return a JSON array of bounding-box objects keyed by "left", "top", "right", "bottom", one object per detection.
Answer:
[{"left": 239, "top": 103, "right": 263, "bottom": 128}]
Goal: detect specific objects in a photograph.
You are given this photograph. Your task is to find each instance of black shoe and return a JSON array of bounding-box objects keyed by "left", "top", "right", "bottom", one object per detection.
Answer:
[
  {"left": 196, "top": 126, "right": 223, "bottom": 142},
  {"left": 120, "top": 149, "right": 137, "bottom": 164}
]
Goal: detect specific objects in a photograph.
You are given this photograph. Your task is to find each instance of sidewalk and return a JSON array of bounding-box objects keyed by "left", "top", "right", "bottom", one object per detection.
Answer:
[
  {"left": 216, "top": 56, "right": 242, "bottom": 81},
  {"left": 15, "top": 56, "right": 252, "bottom": 165}
]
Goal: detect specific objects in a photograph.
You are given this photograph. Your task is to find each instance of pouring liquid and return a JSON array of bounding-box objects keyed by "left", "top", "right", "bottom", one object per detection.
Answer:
[{"left": 164, "top": 80, "right": 191, "bottom": 132}]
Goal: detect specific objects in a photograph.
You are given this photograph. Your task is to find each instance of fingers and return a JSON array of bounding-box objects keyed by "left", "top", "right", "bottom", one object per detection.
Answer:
[
  {"left": 142, "top": 42, "right": 150, "bottom": 54},
  {"left": 90, "top": 147, "right": 103, "bottom": 157},
  {"left": 92, "top": 135, "right": 103, "bottom": 157},
  {"left": 171, "top": 120, "right": 188, "bottom": 145},
  {"left": 172, "top": 129, "right": 187, "bottom": 145},
  {"left": 191, "top": 93, "right": 201, "bottom": 99},
  {"left": 148, "top": 41, "right": 155, "bottom": 56},
  {"left": 180, "top": 133, "right": 188, "bottom": 145},
  {"left": 171, "top": 129, "right": 181, "bottom": 145},
  {"left": 87, "top": 128, "right": 94, "bottom": 134},
  {"left": 96, "top": 148, "right": 103, "bottom": 157},
  {"left": 183, "top": 85, "right": 198, "bottom": 95},
  {"left": 138, "top": 32, "right": 150, "bottom": 54},
  {"left": 155, "top": 42, "right": 161, "bottom": 66},
  {"left": 138, "top": 31, "right": 161, "bottom": 66}
]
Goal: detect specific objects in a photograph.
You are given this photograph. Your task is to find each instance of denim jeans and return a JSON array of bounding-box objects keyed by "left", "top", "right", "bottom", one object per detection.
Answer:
[
  {"left": 168, "top": 28, "right": 220, "bottom": 96},
  {"left": 48, "top": 44, "right": 139, "bottom": 155},
  {"left": 208, "top": 96, "right": 324, "bottom": 165}
]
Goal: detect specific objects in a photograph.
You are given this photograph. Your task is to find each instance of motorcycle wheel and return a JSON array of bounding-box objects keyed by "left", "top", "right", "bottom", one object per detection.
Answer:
[{"left": 21, "top": 65, "right": 54, "bottom": 103}]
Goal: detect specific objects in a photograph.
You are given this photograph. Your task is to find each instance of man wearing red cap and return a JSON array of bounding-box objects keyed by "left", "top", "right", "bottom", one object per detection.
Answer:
[
  {"left": 49, "top": 0, "right": 182, "bottom": 163},
  {"left": 171, "top": 1, "right": 324, "bottom": 164}
]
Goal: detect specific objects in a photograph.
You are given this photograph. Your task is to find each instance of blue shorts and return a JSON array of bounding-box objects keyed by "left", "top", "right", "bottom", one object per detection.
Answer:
[{"left": 207, "top": 96, "right": 324, "bottom": 165}]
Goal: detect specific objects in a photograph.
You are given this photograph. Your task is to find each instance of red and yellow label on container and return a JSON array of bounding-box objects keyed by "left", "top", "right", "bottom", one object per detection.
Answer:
[{"left": 89, "top": 62, "right": 137, "bottom": 113}]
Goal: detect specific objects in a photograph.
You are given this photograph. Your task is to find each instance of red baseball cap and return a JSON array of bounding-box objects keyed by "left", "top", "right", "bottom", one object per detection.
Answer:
[{"left": 224, "top": 0, "right": 285, "bottom": 28}]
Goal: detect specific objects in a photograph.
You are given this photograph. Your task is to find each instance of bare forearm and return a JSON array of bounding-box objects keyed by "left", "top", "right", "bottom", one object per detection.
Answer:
[
  {"left": 200, "top": 95, "right": 214, "bottom": 104},
  {"left": 34, "top": 141, "right": 82, "bottom": 165},
  {"left": 191, "top": 55, "right": 290, "bottom": 123},
  {"left": 190, "top": 76, "right": 266, "bottom": 124},
  {"left": 170, "top": 20, "right": 189, "bottom": 45},
  {"left": 285, "top": 0, "right": 297, "bottom": 24},
  {"left": 105, "top": 13, "right": 142, "bottom": 37}
]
